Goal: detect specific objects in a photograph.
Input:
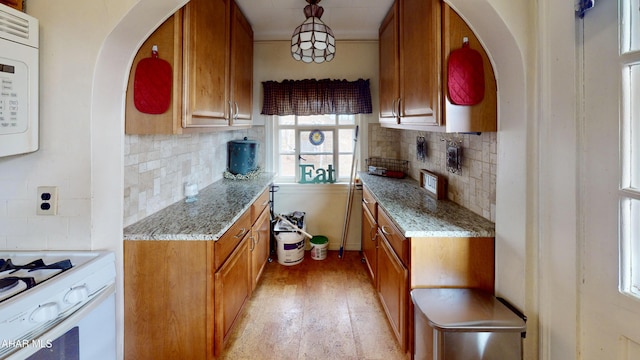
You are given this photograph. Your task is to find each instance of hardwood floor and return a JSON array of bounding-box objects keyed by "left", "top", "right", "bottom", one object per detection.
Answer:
[{"left": 218, "top": 250, "right": 410, "bottom": 360}]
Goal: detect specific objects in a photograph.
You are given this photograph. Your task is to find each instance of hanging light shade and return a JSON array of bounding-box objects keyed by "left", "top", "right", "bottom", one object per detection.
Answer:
[{"left": 291, "top": 0, "right": 335, "bottom": 64}]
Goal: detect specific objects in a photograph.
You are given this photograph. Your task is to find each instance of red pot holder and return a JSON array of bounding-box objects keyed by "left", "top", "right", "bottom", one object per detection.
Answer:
[
  {"left": 447, "top": 40, "right": 485, "bottom": 106},
  {"left": 134, "top": 45, "right": 172, "bottom": 114}
]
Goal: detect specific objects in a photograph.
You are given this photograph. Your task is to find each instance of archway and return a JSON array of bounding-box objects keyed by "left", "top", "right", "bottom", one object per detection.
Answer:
[{"left": 89, "top": 0, "right": 528, "bottom": 357}]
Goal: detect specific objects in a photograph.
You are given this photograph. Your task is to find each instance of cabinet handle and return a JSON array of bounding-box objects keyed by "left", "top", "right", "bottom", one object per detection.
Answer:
[
  {"left": 391, "top": 99, "right": 396, "bottom": 117},
  {"left": 234, "top": 228, "right": 247, "bottom": 239},
  {"left": 261, "top": 200, "right": 270, "bottom": 206},
  {"left": 249, "top": 235, "right": 256, "bottom": 251},
  {"left": 370, "top": 226, "right": 377, "bottom": 241},
  {"left": 396, "top": 98, "right": 402, "bottom": 124},
  {"left": 234, "top": 102, "right": 239, "bottom": 120},
  {"left": 363, "top": 198, "right": 370, "bottom": 204},
  {"left": 228, "top": 100, "right": 233, "bottom": 124},
  {"left": 381, "top": 225, "right": 393, "bottom": 236}
]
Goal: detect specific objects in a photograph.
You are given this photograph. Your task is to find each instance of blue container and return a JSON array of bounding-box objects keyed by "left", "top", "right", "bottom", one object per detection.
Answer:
[{"left": 227, "top": 137, "right": 258, "bottom": 175}]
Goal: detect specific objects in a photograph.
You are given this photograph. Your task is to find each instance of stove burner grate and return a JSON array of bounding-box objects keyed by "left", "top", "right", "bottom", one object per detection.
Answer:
[{"left": 0, "top": 258, "right": 73, "bottom": 273}]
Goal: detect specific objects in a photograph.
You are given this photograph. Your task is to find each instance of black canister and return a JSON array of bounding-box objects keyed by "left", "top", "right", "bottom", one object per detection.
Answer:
[{"left": 227, "top": 137, "right": 258, "bottom": 175}]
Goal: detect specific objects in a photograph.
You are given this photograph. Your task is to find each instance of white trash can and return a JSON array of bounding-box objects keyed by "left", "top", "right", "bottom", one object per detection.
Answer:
[{"left": 274, "top": 212, "right": 306, "bottom": 266}]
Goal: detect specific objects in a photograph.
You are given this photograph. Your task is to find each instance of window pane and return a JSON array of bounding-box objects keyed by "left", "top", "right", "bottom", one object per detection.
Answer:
[
  {"left": 279, "top": 129, "right": 296, "bottom": 154},
  {"left": 339, "top": 128, "right": 355, "bottom": 153},
  {"left": 279, "top": 155, "right": 296, "bottom": 177},
  {"left": 300, "top": 130, "right": 333, "bottom": 154},
  {"left": 620, "top": 198, "right": 640, "bottom": 297},
  {"left": 279, "top": 115, "right": 295, "bottom": 125},
  {"left": 298, "top": 114, "right": 335, "bottom": 126},
  {"left": 339, "top": 154, "right": 353, "bottom": 180},
  {"left": 621, "top": 0, "right": 640, "bottom": 54},
  {"left": 630, "top": 64, "right": 640, "bottom": 190},
  {"left": 338, "top": 114, "right": 355, "bottom": 125}
]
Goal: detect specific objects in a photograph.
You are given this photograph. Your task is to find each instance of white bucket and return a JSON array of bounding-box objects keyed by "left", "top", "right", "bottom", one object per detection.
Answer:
[
  {"left": 310, "top": 236, "right": 329, "bottom": 260},
  {"left": 275, "top": 231, "right": 305, "bottom": 266}
]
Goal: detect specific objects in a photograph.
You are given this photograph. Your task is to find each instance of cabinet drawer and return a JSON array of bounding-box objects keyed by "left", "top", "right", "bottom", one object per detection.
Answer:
[
  {"left": 215, "top": 209, "right": 251, "bottom": 269},
  {"left": 378, "top": 206, "right": 408, "bottom": 265},
  {"left": 251, "top": 188, "right": 270, "bottom": 224},
  {"left": 362, "top": 186, "right": 377, "bottom": 219}
]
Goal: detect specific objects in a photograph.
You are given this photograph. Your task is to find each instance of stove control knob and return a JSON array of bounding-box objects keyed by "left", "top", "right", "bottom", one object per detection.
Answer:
[
  {"left": 64, "top": 285, "right": 89, "bottom": 304},
  {"left": 30, "top": 302, "right": 60, "bottom": 323}
]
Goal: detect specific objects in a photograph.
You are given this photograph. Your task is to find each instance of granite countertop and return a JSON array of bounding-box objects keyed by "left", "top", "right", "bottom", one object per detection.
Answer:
[
  {"left": 359, "top": 172, "right": 495, "bottom": 238},
  {"left": 123, "top": 173, "right": 275, "bottom": 241}
]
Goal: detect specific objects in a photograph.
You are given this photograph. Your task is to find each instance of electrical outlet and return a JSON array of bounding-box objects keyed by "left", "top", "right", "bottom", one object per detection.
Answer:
[{"left": 37, "top": 186, "right": 58, "bottom": 215}]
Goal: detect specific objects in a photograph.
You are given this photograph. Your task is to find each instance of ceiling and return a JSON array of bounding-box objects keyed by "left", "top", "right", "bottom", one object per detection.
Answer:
[{"left": 234, "top": 0, "right": 394, "bottom": 41}]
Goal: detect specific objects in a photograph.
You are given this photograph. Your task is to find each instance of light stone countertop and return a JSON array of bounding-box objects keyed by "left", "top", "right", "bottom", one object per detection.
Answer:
[
  {"left": 123, "top": 173, "right": 275, "bottom": 241},
  {"left": 359, "top": 172, "right": 495, "bottom": 238}
]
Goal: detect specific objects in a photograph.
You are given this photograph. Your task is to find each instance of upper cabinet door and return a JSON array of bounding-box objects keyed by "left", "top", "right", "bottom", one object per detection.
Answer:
[
  {"left": 183, "top": 0, "right": 231, "bottom": 127},
  {"left": 379, "top": 2, "right": 400, "bottom": 123},
  {"left": 378, "top": 0, "right": 442, "bottom": 129},
  {"left": 229, "top": 2, "right": 254, "bottom": 126},
  {"left": 398, "top": 0, "right": 441, "bottom": 125}
]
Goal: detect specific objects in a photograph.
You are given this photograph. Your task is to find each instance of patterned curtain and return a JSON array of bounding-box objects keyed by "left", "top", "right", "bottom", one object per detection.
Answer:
[{"left": 261, "top": 78, "right": 372, "bottom": 116}]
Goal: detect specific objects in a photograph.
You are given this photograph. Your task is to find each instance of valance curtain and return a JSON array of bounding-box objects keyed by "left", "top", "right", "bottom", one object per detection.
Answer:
[{"left": 261, "top": 78, "right": 372, "bottom": 116}]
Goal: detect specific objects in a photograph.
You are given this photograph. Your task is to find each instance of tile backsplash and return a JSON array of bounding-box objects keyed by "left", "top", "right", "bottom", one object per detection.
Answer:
[
  {"left": 124, "top": 127, "right": 265, "bottom": 226},
  {"left": 368, "top": 123, "right": 496, "bottom": 222}
]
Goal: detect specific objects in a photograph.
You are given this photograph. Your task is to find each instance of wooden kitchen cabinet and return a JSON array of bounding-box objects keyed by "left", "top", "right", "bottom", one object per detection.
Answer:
[
  {"left": 124, "top": 240, "right": 215, "bottom": 359},
  {"left": 125, "top": 0, "right": 253, "bottom": 134},
  {"left": 378, "top": 1, "right": 399, "bottom": 123},
  {"left": 184, "top": 0, "right": 253, "bottom": 128},
  {"left": 125, "top": 200, "right": 264, "bottom": 359},
  {"left": 378, "top": 0, "right": 442, "bottom": 127},
  {"left": 214, "top": 233, "right": 251, "bottom": 356},
  {"left": 361, "top": 204, "right": 378, "bottom": 283},
  {"left": 377, "top": 232, "right": 409, "bottom": 352},
  {"left": 250, "top": 196, "right": 271, "bottom": 291},
  {"left": 228, "top": 1, "right": 254, "bottom": 126},
  {"left": 378, "top": 0, "right": 497, "bottom": 132}
]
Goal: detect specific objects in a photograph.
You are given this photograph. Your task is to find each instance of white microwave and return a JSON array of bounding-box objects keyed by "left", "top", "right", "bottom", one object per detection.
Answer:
[{"left": 0, "top": 4, "right": 38, "bottom": 158}]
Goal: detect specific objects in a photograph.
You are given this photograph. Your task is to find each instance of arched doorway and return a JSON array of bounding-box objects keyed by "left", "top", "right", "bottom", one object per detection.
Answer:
[{"left": 89, "top": 1, "right": 529, "bottom": 357}]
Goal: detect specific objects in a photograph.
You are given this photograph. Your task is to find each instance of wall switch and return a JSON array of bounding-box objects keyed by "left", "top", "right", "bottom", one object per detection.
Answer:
[{"left": 37, "top": 186, "right": 58, "bottom": 215}]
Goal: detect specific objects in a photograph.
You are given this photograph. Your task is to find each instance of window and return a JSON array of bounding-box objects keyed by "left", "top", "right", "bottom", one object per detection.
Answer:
[
  {"left": 273, "top": 114, "right": 357, "bottom": 183},
  {"left": 619, "top": 0, "right": 640, "bottom": 298}
]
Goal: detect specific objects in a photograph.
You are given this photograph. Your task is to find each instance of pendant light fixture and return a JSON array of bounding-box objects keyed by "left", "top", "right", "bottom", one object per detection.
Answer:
[{"left": 291, "top": 0, "right": 335, "bottom": 64}]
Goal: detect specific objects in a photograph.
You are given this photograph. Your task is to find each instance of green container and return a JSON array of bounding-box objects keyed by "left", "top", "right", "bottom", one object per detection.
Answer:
[{"left": 310, "top": 235, "right": 328, "bottom": 260}]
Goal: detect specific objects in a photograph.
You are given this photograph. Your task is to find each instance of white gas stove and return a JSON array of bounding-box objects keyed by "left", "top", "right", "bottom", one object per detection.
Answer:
[{"left": 0, "top": 251, "right": 116, "bottom": 359}]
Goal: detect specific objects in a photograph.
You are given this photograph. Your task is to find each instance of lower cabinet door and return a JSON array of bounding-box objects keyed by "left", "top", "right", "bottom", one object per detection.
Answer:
[
  {"left": 214, "top": 234, "right": 251, "bottom": 355},
  {"left": 377, "top": 233, "right": 408, "bottom": 351},
  {"left": 250, "top": 207, "right": 270, "bottom": 291},
  {"left": 361, "top": 205, "right": 378, "bottom": 283}
]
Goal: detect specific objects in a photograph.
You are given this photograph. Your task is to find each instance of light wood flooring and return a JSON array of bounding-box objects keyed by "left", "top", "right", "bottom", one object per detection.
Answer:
[{"left": 218, "top": 250, "right": 410, "bottom": 360}]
